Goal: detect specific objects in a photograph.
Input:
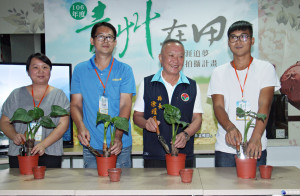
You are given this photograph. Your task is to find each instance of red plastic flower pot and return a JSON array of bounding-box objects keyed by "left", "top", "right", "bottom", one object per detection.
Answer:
[
  {"left": 18, "top": 155, "right": 39, "bottom": 175},
  {"left": 96, "top": 154, "right": 117, "bottom": 176},
  {"left": 165, "top": 153, "right": 186, "bottom": 176},
  {"left": 235, "top": 155, "right": 257, "bottom": 179}
]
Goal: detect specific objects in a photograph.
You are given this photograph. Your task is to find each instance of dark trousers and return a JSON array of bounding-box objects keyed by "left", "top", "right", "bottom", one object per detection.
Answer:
[
  {"left": 144, "top": 158, "right": 195, "bottom": 168},
  {"left": 215, "top": 150, "right": 267, "bottom": 167},
  {"left": 9, "top": 154, "right": 62, "bottom": 168}
]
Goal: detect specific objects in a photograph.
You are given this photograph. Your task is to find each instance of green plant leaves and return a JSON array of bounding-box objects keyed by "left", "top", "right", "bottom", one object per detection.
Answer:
[
  {"left": 236, "top": 107, "right": 267, "bottom": 143},
  {"left": 28, "top": 107, "right": 44, "bottom": 121},
  {"left": 96, "top": 112, "right": 112, "bottom": 126},
  {"left": 179, "top": 121, "right": 189, "bottom": 130},
  {"left": 95, "top": 112, "right": 129, "bottom": 151},
  {"left": 96, "top": 113, "right": 129, "bottom": 132},
  {"left": 10, "top": 105, "right": 69, "bottom": 141},
  {"left": 244, "top": 118, "right": 254, "bottom": 144},
  {"left": 40, "top": 116, "right": 56, "bottom": 128},
  {"left": 162, "top": 104, "right": 189, "bottom": 128},
  {"left": 236, "top": 107, "right": 267, "bottom": 121},
  {"left": 162, "top": 104, "right": 190, "bottom": 156},
  {"left": 50, "top": 105, "right": 69, "bottom": 117},
  {"left": 257, "top": 113, "right": 267, "bottom": 121},
  {"left": 236, "top": 107, "right": 246, "bottom": 118},
  {"left": 162, "top": 104, "right": 181, "bottom": 124},
  {"left": 10, "top": 108, "right": 33, "bottom": 123},
  {"left": 112, "top": 116, "right": 129, "bottom": 132}
]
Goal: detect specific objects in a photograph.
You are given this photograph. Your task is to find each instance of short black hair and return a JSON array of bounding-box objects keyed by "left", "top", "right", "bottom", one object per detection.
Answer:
[
  {"left": 227, "top": 20, "right": 253, "bottom": 38},
  {"left": 160, "top": 39, "right": 184, "bottom": 53},
  {"left": 26, "top": 53, "right": 52, "bottom": 72},
  {"left": 91, "top": 22, "right": 117, "bottom": 39}
]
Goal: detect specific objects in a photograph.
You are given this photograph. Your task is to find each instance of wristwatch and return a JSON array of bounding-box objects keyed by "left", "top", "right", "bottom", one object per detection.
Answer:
[{"left": 183, "top": 131, "right": 190, "bottom": 141}]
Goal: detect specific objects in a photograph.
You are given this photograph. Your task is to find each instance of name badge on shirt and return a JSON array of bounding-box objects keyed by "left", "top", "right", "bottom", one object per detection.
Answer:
[
  {"left": 99, "top": 95, "right": 109, "bottom": 114},
  {"left": 236, "top": 100, "right": 250, "bottom": 121},
  {"left": 30, "top": 122, "right": 42, "bottom": 141}
]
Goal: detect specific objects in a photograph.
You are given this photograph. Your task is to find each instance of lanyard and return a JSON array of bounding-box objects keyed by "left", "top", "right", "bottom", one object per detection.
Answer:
[
  {"left": 94, "top": 58, "right": 114, "bottom": 95},
  {"left": 232, "top": 57, "right": 253, "bottom": 99},
  {"left": 32, "top": 84, "right": 49, "bottom": 108}
]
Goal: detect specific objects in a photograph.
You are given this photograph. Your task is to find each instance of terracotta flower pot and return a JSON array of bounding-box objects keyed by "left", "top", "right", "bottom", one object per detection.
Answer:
[
  {"left": 108, "top": 168, "right": 122, "bottom": 182},
  {"left": 96, "top": 154, "right": 117, "bottom": 176},
  {"left": 32, "top": 166, "right": 46, "bottom": 179},
  {"left": 259, "top": 165, "right": 273, "bottom": 179},
  {"left": 165, "top": 153, "right": 186, "bottom": 176},
  {"left": 235, "top": 156, "right": 257, "bottom": 179},
  {"left": 18, "top": 155, "right": 39, "bottom": 175},
  {"left": 179, "top": 168, "right": 193, "bottom": 183}
]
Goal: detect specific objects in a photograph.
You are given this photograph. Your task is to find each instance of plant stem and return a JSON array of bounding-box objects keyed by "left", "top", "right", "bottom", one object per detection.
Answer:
[
  {"left": 243, "top": 115, "right": 247, "bottom": 144},
  {"left": 26, "top": 124, "right": 31, "bottom": 140},
  {"left": 111, "top": 126, "right": 115, "bottom": 146},
  {"left": 103, "top": 128, "right": 107, "bottom": 147},
  {"left": 32, "top": 124, "right": 41, "bottom": 139},
  {"left": 172, "top": 124, "right": 176, "bottom": 143},
  {"left": 175, "top": 124, "right": 179, "bottom": 138}
]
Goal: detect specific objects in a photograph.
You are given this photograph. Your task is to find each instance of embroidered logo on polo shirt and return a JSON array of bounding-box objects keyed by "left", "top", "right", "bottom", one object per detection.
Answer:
[
  {"left": 181, "top": 93, "right": 189, "bottom": 102},
  {"left": 112, "top": 78, "right": 122, "bottom": 81}
]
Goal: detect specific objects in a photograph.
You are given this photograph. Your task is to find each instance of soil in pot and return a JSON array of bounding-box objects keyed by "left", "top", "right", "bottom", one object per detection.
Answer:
[
  {"left": 96, "top": 154, "right": 117, "bottom": 176},
  {"left": 108, "top": 168, "right": 122, "bottom": 182},
  {"left": 33, "top": 166, "right": 46, "bottom": 179},
  {"left": 235, "top": 155, "right": 257, "bottom": 179},
  {"left": 18, "top": 155, "right": 39, "bottom": 175},
  {"left": 180, "top": 168, "right": 193, "bottom": 183},
  {"left": 165, "top": 153, "right": 186, "bottom": 176}
]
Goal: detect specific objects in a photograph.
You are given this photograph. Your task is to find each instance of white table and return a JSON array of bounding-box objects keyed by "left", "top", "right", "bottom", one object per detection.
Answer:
[
  {"left": 0, "top": 168, "right": 202, "bottom": 195},
  {"left": 0, "top": 167, "right": 300, "bottom": 195},
  {"left": 200, "top": 166, "right": 300, "bottom": 195}
]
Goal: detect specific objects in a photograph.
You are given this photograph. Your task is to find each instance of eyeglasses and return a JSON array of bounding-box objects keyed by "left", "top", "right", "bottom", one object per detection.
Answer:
[
  {"left": 229, "top": 34, "right": 251, "bottom": 43},
  {"left": 94, "top": 34, "right": 115, "bottom": 42}
]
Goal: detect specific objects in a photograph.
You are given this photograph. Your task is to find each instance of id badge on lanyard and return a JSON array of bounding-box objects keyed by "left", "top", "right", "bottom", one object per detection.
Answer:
[
  {"left": 99, "top": 95, "right": 109, "bottom": 114},
  {"left": 30, "top": 122, "right": 43, "bottom": 141},
  {"left": 94, "top": 58, "right": 114, "bottom": 115},
  {"left": 236, "top": 100, "right": 251, "bottom": 121},
  {"left": 233, "top": 57, "right": 253, "bottom": 121}
]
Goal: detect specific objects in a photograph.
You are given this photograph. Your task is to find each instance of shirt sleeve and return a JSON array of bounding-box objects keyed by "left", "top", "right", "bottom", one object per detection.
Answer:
[
  {"left": 58, "top": 90, "right": 70, "bottom": 112},
  {"left": 1, "top": 89, "right": 17, "bottom": 118},
  {"left": 207, "top": 67, "right": 224, "bottom": 98},
  {"left": 260, "top": 63, "right": 281, "bottom": 91},
  {"left": 133, "top": 80, "right": 145, "bottom": 112},
  {"left": 193, "top": 84, "right": 204, "bottom": 113},
  {"left": 120, "top": 65, "right": 136, "bottom": 96}
]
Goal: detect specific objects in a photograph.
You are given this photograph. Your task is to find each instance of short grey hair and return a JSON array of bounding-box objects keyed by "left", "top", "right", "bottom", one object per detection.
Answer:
[{"left": 160, "top": 39, "right": 184, "bottom": 53}]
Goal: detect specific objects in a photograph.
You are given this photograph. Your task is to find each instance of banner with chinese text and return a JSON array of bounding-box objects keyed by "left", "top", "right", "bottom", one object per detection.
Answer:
[{"left": 44, "top": 0, "right": 259, "bottom": 146}]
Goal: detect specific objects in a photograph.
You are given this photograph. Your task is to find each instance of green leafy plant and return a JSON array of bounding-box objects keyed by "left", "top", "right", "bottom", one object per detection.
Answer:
[
  {"left": 162, "top": 104, "right": 189, "bottom": 156},
  {"left": 96, "top": 112, "right": 129, "bottom": 157},
  {"left": 236, "top": 107, "right": 267, "bottom": 144},
  {"left": 10, "top": 105, "right": 69, "bottom": 156}
]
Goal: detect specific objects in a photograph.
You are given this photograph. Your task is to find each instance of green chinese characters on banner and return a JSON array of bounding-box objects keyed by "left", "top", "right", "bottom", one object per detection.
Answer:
[{"left": 70, "top": 2, "right": 87, "bottom": 20}]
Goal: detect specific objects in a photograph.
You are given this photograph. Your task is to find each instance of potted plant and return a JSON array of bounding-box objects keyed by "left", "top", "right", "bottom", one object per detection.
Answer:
[
  {"left": 95, "top": 112, "right": 129, "bottom": 176},
  {"left": 235, "top": 107, "right": 267, "bottom": 179},
  {"left": 162, "top": 104, "right": 189, "bottom": 176},
  {"left": 10, "top": 105, "right": 69, "bottom": 174}
]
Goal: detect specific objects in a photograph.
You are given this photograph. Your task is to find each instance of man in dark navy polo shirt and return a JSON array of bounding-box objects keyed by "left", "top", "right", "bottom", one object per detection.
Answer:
[{"left": 133, "top": 39, "right": 203, "bottom": 168}]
